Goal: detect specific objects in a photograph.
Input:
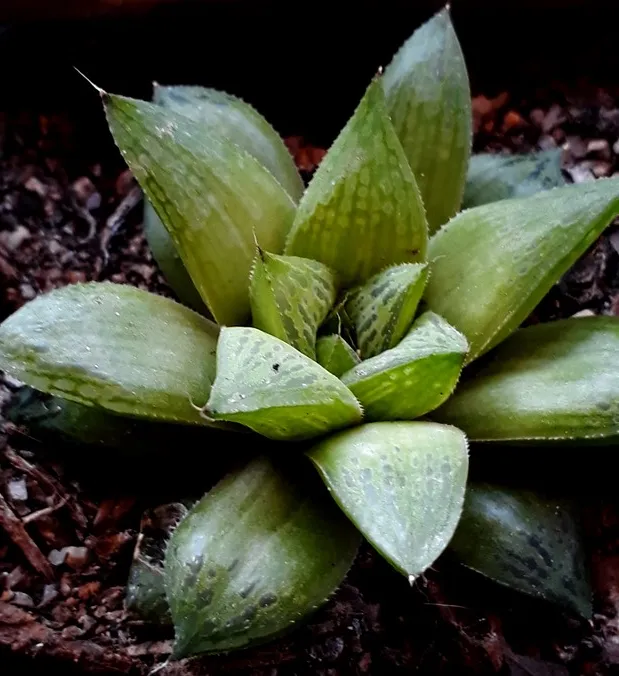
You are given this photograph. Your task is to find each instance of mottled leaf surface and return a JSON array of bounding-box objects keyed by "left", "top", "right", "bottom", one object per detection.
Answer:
[
  {"left": 285, "top": 79, "right": 427, "bottom": 288},
  {"left": 382, "top": 8, "right": 472, "bottom": 233},
  {"left": 143, "top": 83, "right": 303, "bottom": 314},
  {"left": 341, "top": 312, "right": 468, "bottom": 421},
  {"left": 0, "top": 282, "right": 218, "bottom": 424},
  {"left": 153, "top": 84, "right": 304, "bottom": 200},
  {"left": 206, "top": 327, "right": 363, "bottom": 440},
  {"left": 143, "top": 201, "right": 210, "bottom": 315},
  {"left": 104, "top": 93, "right": 296, "bottom": 326},
  {"left": 449, "top": 482, "right": 591, "bottom": 618},
  {"left": 250, "top": 250, "right": 337, "bottom": 359},
  {"left": 431, "top": 316, "right": 619, "bottom": 442},
  {"left": 424, "top": 177, "right": 619, "bottom": 362},
  {"left": 346, "top": 263, "right": 428, "bottom": 358},
  {"left": 164, "top": 455, "right": 361, "bottom": 657},
  {"left": 463, "top": 149, "right": 566, "bottom": 208},
  {"left": 308, "top": 422, "right": 468, "bottom": 578},
  {"left": 316, "top": 334, "right": 360, "bottom": 377}
]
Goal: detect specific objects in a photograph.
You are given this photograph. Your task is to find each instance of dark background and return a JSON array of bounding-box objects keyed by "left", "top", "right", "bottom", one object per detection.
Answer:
[{"left": 1, "top": 0, "right": 619, "bottom": 150}]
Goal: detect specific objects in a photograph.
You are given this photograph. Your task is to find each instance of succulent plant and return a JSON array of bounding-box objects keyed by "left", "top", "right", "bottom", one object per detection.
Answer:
[{"left": 1, "top": 6, "right": 619, "bottom": 662}]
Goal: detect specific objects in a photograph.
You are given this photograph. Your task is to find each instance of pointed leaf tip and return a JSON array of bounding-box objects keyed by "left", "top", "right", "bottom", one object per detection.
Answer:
[
  {"left": 382, "top": 6, "right": 472, "bottom": 233},
  {"left": 206, "top": 327, "right": 363, "bottom": 440},
  {"left": 250, "top": 250, "right": 337, "bottom": 359},
  {"left": 104, "top": 92, "right": 296, "bottom": 326},
  {"left": 308, "top": 421, "right": 468, "bottom": 578},
  {"left": 285, "top": 78, "right": 428, "bottom": 287}
]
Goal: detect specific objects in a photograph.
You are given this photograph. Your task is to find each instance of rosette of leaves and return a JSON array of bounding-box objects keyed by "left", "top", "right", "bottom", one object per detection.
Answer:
[{"left": 1, "top": 7, "right": 618, "bottom": 661}]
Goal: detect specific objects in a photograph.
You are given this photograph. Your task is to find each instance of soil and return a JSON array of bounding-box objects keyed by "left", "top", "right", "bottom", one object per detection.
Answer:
[{"left": 2, "top": 84, "right": 619, "bottom": 676}]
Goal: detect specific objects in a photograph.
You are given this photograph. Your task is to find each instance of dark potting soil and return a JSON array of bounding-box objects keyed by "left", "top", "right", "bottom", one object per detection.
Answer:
[{"left": 1, "top": 85, "right": 619, "bottom": 676}]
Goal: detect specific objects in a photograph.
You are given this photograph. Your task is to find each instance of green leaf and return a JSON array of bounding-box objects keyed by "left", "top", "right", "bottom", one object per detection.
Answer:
[
  {"left": 0, "top": 282, "right": 219, "bottom": 424},
  {"left": 284, "top": 79, "right": 428, "bottom": 288},
  {"left": 341, "top": 311, "right": 468, "bottom": 421},
  {"left": 463, "top": 149, "right": 566, "bottom": 209},
  {"left": 382, "top": 7, "right": 472, "bottom": 234},
  {"left": 345, "top": 262, "right": 428, "bottom": 359},
  {"left": 104, "top": 92, "right": 296, "bottom": 326},
  {"left": 205, "top": 327, "right": 363, "bottom": 440},
  {"left": 153, "top": 84, "right": 304, "bottom": 201},
  {"left": 424, "top": 177, "right": 619, "bottom": 363},
  {"left": 142, "top": 85, "right": 305, "bottom": 313},
  {"left": 249, "top": 249, "right": 337, "bottom": 359},
  {"left": 449, "top": 482, "right": 591, "bottom": 618},
  {"left": 431, "top": 316, "right": 619, "bottom": 443},
  {"left": 316, "top": 334, "right": 360, "bottom": 377},
  {"left": 164, "top": 455, "right": 361, "bottom": 657},
  {"left": 143, "top": 202, "right": 210, "bottom": 315},
  {"left": 308, "top": 421, "right": 468, "bottom": 579}
]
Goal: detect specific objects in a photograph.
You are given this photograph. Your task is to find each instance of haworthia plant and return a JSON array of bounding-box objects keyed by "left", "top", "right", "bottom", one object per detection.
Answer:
[{"left": 0, "top": 6, "right": 616, "bottom": 662}]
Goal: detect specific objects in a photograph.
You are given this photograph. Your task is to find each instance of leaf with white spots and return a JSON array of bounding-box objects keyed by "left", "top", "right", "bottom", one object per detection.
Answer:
[
  {"left": 341, "top": 311, "right": 468, "bottom": 421},
  {"left": 205, "top": 327, "right": 363, "bottom": 440},
  {"left": 0, "top": 282, "right": 220, "bottom": 425},
  {"left": 346, "top": 263, "right": 428, "bottom": 359},
  {"left": 284, "top": 79, "right": 428, "bottom": 288},
  {"left": 164, "top": 454, "right": 361, "bottom": 657},
  {"left": 424, "top": 177, "right": 619, "bottom": 363},
  {"left": 382, "top": 7, "right": 472, "bottom": 233},
  {"left": 463, "top": 148, "right": 566, "bottom": 209},
  {"left": 104, "top": 92, "right": 296, "bottom": 326},
  {"left": 316, "top": 334, "right": 360, "bottom": 377},
  {"left": 449, "top": 482, "right": 591, "bottom": 618},
  {"left": 250, "top": 249, "right": 337, "bottom": 359},
  {"left": 308, "top": 421, "right": 469, "bottom": 579},
  {"left": 431, "top": 316, "right": 619, "bottom": 443}
]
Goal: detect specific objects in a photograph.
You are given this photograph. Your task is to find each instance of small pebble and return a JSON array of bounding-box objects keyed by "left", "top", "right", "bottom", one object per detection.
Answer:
[
  {"left": 24, "top": 176, "right": 47, "bottom": 197},
  {"left": 39, "top": 584, "right": 59, "bottom": 607},
  {"left": 542, "top": 104, "right": 566, "bottom": 133},
  {"left": 587, "top": 138, "right": 610, "bottom": 156},
  {"left": 571, "top": 309, "right": 596, "bottom": 318},
  {"left": 65, "top": 546, "right": 89, "bottom": 570},
  {"left": 592, "top": 161, "right": 611, "bottom": 177},
  {"left": 0, "top": 225, "right": 30, "bottom": 251},
  {"left": 7, "top": 478, "right": 28, "bottom": 502},
  {"left": 11, "top": 591, "right": 34, "bottom": 608}
]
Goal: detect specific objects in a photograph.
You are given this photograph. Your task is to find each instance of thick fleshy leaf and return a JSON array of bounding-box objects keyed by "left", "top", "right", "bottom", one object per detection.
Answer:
[
  {"left": 431, "top": 316, "right": 619, "bottom": 443},
  {"left": 345, "top": 263, "right": 428, "bottom": 359},
  {"left": 205, "top": 327, "right": 363, "bottom": 440},
  {"left": 463, "top": 148, "right": 566, "bottom": 208},
  {"left": 382, "top": 7, "right": 472, "bottom": 233},
  {"left": 126, "top": 502, "right": 189, "bottom": 625},
  {"left": 143, "top": 84, "right": 304, "bottom": 312},
  {"left": 153, "top": 84, "right": 304, "bottom": 201},
  {"left": 316, "top": 334, "right": 360, "bottom": 377},
  {"left": 164, "top": 454, "right": 361, "bottom": 657},
  {"left": 284, "top": 79, "right": 427, "bottom": 287},
  {"left": 424, "top": 177, "right": 619, "bottom": 363},
  {"left": 249, "top": 249, "right": 337, "bottom": 359},
  {"left": 0, "top": 282, "right": 219, "bottom": 424},
  {"left": 341, "top": 312, "right": 468, "bottom": 421},
  {"left": 308, "top": 421, "right": 468, "bottom": 579},
  {"left": 104, "top": 92, "right": 296, "bottom": 326},
  {"left": 449, "top": 482, "right": 591, "bottom": 618}
]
